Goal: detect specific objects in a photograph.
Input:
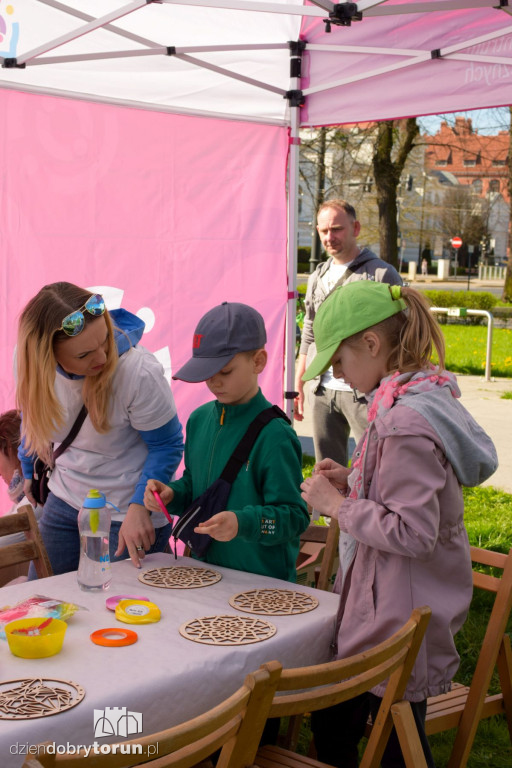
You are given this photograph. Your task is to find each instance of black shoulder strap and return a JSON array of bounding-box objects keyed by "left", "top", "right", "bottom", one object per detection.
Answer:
[
  {"left": 52, "top": 405, "right": 88, "bottom": 461},
  {"left": 220, "top": 405, "right": 290, "bottom": 485}
]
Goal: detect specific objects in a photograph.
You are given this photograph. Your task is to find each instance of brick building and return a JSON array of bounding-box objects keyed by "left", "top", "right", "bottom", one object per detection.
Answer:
[{"left": 425, "top": 117, "right": 509, "bottom": 261}]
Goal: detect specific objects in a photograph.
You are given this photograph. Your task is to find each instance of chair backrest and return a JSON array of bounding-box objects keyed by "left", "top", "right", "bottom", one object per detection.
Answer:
[
  {"left": 0, "top": 504, "right": 52, "bottom": 580},
  {"left": 21, "top": 661, "right": 283, "bottom": 768},
  {"left": 316, "top": 516, "right": 339, "bottom": 591},
  {"left": 433, "top": 545, "right": 512, "bottom": 768},
  {"left": 262, "top": 605, "right": 431, "bottom": 768},
  {"left": 296, "top": 518, "right": 339, "bottom": 591}
]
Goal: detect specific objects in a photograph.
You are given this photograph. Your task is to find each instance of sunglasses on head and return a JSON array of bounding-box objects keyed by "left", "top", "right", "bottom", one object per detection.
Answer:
[{"left": 58, "top": 294, "right": 106, "bottom": 337}]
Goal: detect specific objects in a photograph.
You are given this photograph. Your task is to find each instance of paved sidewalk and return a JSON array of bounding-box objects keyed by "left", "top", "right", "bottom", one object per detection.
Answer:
[{"left": 294, "top": 375, "right": 512, "bottom": 494}]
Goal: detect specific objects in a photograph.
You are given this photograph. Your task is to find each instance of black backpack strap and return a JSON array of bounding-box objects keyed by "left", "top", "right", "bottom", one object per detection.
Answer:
[
  {"left": 52, "top": 405, "right": 88, "bottom": 462},
  {"left": 220, "top": 405, "right": 290, "bottom": 485}
]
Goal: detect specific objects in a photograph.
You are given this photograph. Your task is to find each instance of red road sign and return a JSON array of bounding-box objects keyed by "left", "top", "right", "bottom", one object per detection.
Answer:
[{"left": 451, "top": 236, "right": 463, "bottom": 249}]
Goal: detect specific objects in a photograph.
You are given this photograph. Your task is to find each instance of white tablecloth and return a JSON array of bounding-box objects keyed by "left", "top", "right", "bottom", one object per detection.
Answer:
[{"left": 0, "top": 554, "right": 339, "bottom": 767}]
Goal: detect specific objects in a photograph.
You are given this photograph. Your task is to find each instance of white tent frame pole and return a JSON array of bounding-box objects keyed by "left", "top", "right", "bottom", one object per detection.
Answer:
[
  {"left": 175, "top": 53, "right": 287, "bottom": 95},
  {"left": 160, "top": 0, "right": 325, "bottom": 17},
  {"left": 303, "top": 53, "right": 431, "bottom": 95},
  {"left": 38, "top": 0, "right": 163, "bottom": 48},
  {"left": 307, "top": 44, "right": 427, "bottom": 55},
  {"left": 0, "top": 79, "right": 287, "bottom": 124},
  {"left": 364, "top": 0, "right": 500, "bottom": 15},
  {"left": 284, "top": 52, "right": 301, "bottom": 420},
  {"left": 17, "top": 1, "right": 148, "bottom": 64},
  {"left": 439, "top": 23, "right": 512, "bottom": 55}
]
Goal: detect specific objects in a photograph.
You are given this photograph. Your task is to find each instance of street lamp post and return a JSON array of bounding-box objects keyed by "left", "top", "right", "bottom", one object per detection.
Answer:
[{"left": 417, "top": 173, "right": 428, "bottom": 265}]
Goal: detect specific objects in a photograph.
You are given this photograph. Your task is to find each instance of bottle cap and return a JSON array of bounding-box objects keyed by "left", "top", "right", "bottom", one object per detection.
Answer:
[{"left": 82, "top": 489, "right": 106, "bottom": 509}]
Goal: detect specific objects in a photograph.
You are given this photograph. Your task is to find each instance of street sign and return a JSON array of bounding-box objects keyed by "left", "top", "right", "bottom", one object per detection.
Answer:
[{"left": 451, "top": 236, "right": 463, "bottom": 249}]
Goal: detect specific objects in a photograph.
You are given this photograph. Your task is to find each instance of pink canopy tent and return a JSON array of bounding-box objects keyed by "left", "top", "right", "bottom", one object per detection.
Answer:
[{"left": 1, "top": 0, "right": 512, "bottom": 433}]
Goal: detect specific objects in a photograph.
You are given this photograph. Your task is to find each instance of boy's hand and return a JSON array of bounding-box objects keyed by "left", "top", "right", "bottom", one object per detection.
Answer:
[
  {"left": 144, "top": 479, "right": 174, "bottom": 513},
  {"left": 314, "top": 458, "right": 350, "bottom": 492},
  {"left": 194, "top": 511, "right": 238, "bottom": 542},
  {"left": 301, "top": 474, "right": 344, "bottom": 519},
  {"left": 293, "top": 380, "right": 305, "bottom": 421}
]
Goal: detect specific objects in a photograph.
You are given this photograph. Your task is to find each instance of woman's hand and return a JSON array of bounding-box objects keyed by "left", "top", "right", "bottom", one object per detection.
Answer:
[
  {"left": 143, "top": 479, "right": 174, "bottom": 514},
  {"left": 23, "top": 479, "right": 37, "bottom": 507},
  {"left": 116, "top": 503, "right": 157, "bottom": 568},
  {"left": 314, "top": 458, "right": 350, "bottom": 493},
  {"left": 301, "top": 474, "right": 344, "bottom": 518},
  {"left": 194, "top": 511, "right": 238, "bottom": 542}
]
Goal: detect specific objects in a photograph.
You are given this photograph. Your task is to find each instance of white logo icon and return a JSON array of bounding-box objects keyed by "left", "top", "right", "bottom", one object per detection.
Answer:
[{"left": 94, "top": 707, "right": 143, "bottom": 738}]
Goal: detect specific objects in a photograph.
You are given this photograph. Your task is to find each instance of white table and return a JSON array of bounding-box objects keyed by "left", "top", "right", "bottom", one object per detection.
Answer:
[{"left": 0, "top": 554, "right": 339, "bottom": 767}]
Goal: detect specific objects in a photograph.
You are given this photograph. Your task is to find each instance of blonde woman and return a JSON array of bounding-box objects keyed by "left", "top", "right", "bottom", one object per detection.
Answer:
[{"left": 16, "top": 282, "right": 183, "bottom": 577}]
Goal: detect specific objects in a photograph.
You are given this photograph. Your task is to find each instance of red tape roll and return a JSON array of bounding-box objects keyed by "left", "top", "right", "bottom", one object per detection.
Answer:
[{"left": 90, "top": 628, "right": 138, "bottom": 647}]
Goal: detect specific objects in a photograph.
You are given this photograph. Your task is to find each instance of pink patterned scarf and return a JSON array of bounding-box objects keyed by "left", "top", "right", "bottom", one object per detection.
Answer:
[{"left": 348, "top": 368, "right": 458, "bottom": 500}]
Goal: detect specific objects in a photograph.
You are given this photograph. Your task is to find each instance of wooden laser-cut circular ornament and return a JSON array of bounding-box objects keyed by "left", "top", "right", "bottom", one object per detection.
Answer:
[
  {"left": 179, "top": 614, "right": 276, "bottom": 645},
  {"left": 138, "top": 566, "right": 222, "bottom": 589},
  {"left": 229, "top": 588, "right": 319, "bottom": 615},
  {"left": 0, "top": 678, "right": 85, "bottom": 720}
]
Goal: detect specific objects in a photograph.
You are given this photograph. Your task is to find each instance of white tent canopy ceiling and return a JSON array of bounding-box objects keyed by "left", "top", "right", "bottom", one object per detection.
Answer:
[
  {"left": 2, "top": 1, "right": 512, "bottom": 125},
  {"left": 1, "top": 0, "right": 512, "bottom": 412}
]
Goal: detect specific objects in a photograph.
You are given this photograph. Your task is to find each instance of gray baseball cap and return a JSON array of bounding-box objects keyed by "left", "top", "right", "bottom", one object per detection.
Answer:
[{"left": 173, "top": 302, "right": 267, "bottom": 382}]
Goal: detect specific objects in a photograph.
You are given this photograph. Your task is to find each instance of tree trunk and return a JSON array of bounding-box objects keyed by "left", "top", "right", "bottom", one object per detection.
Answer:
[
  {"left": 372, "top": 119, "right": 419, "bottom": 268},
  {"left": 309, "top": 128, "right": 326, "bottom": 273}
]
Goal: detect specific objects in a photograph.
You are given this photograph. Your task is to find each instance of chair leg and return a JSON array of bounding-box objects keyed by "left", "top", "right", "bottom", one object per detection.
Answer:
[
  {"left": 278, "top": 715, "right": 305, "bottom": 751},
  {"left": 497, "top": 635, "right": 512, "bottom": 742},
  {"left": 391, "top": 701, "right": 428, "bottom": 768}
]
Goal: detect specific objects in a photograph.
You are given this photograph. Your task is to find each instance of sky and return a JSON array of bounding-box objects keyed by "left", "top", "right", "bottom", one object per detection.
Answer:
[{"left": 418, "top": 107, "right": 510, "bottom": 136}]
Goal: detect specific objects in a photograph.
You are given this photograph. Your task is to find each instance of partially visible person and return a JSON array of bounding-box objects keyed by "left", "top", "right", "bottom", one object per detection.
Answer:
[
  {"left": 295, "top": 199, "right": 402, "bottom": 469},
  {"left": 0, "top": 409, "right": 41, "bottom": 584},
  {"left": 300, "top": 280, "right": 497, "bottom": 768},
  {"left": 16, "top": 282, "right": 184, "bottom": 577},
  {"left": 421, "top": 257, "right": 428, "bottom": 276},
  {"left": 0, "top": 409, "right": 28, "bottom": 512},
  {"left": 145, "top": 301, "right": 309, "bottom": 582}
]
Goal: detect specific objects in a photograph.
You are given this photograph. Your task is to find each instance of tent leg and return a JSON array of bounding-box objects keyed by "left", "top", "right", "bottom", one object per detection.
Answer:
[{"left": 284, "top": 91, "right": 301, "bottom": 421}]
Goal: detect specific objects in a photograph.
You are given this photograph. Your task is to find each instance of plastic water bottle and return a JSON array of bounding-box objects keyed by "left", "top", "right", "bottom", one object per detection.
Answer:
[{"left": 77, "top": 490, "right": 118, "bottom": 592}]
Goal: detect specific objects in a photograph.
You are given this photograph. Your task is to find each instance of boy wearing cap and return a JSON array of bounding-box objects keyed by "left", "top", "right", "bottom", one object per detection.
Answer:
[{"left": 144, "top": 302, "right": 309, "bottom": 582}]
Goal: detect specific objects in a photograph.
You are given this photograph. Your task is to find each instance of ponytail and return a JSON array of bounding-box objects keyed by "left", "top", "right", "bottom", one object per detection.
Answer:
[
  {"left": 345, "top": 286, "right": 445, "bottom": 375},
  {"left": 379, "top": 287, "right": 445, "bottom": 374}
]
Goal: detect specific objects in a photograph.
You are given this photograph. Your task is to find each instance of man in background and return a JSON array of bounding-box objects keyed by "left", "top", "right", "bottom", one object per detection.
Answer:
[{"left": 294, "top": 199, "right": 402, "bottom": 468}]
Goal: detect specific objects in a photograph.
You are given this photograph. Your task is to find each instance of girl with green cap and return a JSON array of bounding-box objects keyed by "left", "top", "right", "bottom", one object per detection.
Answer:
[{"left": 301, "top": 280, "right": 497, "bottom": 768}]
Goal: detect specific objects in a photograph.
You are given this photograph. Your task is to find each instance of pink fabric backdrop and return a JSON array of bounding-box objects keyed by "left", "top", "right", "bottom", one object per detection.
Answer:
[{"left": 0, "top": 90, "right": 289, "bottom": 511}]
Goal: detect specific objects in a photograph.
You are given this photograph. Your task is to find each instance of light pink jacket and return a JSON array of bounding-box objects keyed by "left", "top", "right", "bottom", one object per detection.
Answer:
[{"left": 335, "top": 388, "right": 497, "bottom": 701}]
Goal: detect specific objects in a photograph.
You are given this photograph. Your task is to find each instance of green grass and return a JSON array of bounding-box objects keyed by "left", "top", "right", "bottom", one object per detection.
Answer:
[
  {"left": 297, "top": 459, "right": 512, "bottom": 766},
  {"left": 501, "top": 391, "right": 512, "bottom": 400},
  {"left": 296, "top": 295, "right": 512, "bottom": 379},
  {"left": 437, "top": 325, "right": 512, "bottom": 378},
  {"left": 428, "top": 486, "right": 512, "bottom": 766}
]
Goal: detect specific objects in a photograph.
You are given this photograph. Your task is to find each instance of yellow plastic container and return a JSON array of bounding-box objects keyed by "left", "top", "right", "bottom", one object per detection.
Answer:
[{"left": 5, "top": 618, "right": 67, "bottom": 658}]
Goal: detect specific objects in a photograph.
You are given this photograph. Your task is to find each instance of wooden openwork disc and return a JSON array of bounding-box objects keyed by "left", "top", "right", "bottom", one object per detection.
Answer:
[
  {"left": 138, "top": 566, "right": 222, "bottom": 589},
  {"left": 179, "top": 614, "right": 276, "bottom": 645},
  {"left": 0, "top": 678, "right": 85, "bottom": 720},
  {"left": 229, "top": 588, "right": 319, "bottom": 615}
]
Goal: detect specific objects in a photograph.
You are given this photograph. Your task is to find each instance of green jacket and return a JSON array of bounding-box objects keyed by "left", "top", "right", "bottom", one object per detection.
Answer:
[{"left": 169, "top": 389, "right": 309, "bottom": 581}]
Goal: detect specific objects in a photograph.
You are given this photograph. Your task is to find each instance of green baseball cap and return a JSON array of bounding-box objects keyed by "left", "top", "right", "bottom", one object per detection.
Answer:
[{"left": 302, "top": 281, "right": 406, "bottom": 382}]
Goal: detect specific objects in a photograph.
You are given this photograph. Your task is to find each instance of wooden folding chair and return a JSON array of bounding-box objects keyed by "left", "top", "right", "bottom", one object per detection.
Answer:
[
  {"left": 423, "top": 546, "right": 512, "bottom": 768},
  {"left": 315, "top": 517, "right": 339, "bottom": 592},
  {"left": 256, "top": 606, "right": 432, "bottom": 768},
  {"left": 0, "top": 504, "right": 52, "bottom": 582},
  {"left": 296, "top": 518, "right": 339, "bottom": 592},
  {"left": 22, "top": 661, "right": 283, "bottom": 768}
]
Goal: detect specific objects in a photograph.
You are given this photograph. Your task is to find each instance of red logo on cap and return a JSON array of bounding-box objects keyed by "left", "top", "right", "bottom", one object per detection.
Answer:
[{"left": 193, "top": 334, "right": 204, "bottom": 349}]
